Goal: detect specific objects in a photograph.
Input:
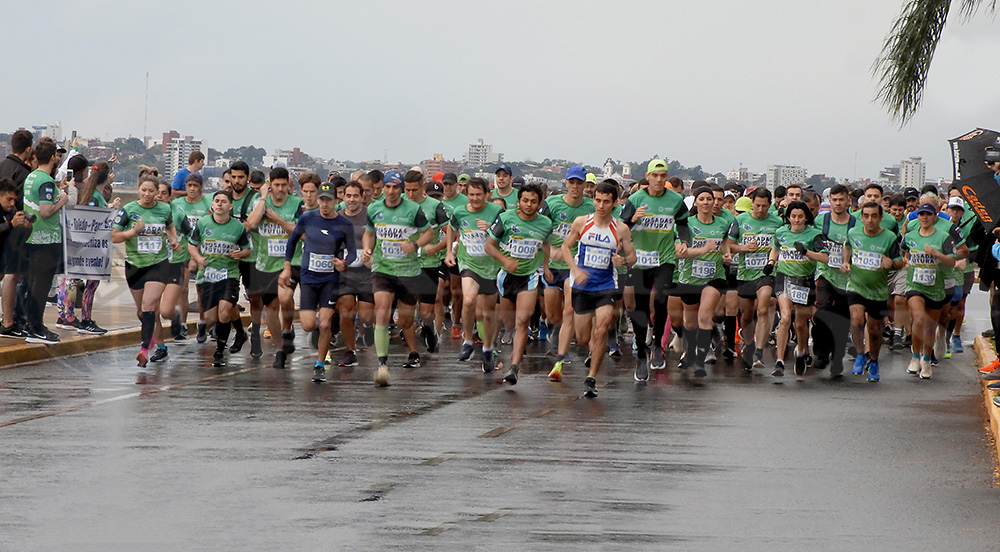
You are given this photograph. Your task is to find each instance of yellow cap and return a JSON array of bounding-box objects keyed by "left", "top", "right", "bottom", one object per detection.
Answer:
[
  {"left": 585, "top": 173, "right": 598, "bottom": 184},
  {"left": 646, "top": 159, "right": 669, "bottom": 174},
  {"left": 735, "top": 196, "right": 753, "bottom": 213}
]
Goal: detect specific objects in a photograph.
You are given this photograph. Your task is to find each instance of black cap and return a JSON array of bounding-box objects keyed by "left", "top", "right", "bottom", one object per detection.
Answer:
[
  {"left": 512, "top": 176, "right": 525, "bottom": 189},
  {"left": 426, "top": 181, "right": 444, "bottom": 196},
  {"left": 494, "top": 164, "right": 512, "bottom": 176},
  {"left": 442, "top": 172, "right": 458, "bottom": 184},
  {"left": 904, "top": 187, "right": 920, "bottom": 200}
]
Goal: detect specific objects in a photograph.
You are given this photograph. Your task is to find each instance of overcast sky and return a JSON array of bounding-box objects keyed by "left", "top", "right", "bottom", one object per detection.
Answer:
[{"left": 5, "top": 1, "right": 999, "bottom": 181}]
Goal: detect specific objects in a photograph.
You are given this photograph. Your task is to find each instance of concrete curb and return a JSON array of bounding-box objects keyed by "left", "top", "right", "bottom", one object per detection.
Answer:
[
  {"left": 973, "top": 335, "right": 1000, "bottom": 463},
  {"left": 0, "top": 314, "right": 254, "bottom": 370}
]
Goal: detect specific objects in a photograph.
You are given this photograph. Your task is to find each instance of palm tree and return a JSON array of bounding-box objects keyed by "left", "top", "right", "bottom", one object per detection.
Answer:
[{"left": 873, "top": 0, "right": 997, "bottom": 125}]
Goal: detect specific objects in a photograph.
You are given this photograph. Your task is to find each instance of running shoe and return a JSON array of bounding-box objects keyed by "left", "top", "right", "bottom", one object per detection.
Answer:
[
  {"left": 250, "top": 330, "right": 263, "bottom": 359},
  {"left": 933, "top": 336, "right": 945, "bottom": 360},
  {"left": 930, "top": 353, "right": 939, "bottom": 367},
  {"left": 668, "top": 333, "right": 683, "bottom": 354},
  {"left": 548, "top": 360, "right": 563, "bottom": 382},
  {"left": 500, "top": 330, "right": 513, "bottom": 346},
  {"left": 538, "top": 322, "right": 548, "bottom": 342},
  {"left": 76, "top": 320, "right": 108, "bottom": 335},
  {"left": 771, "top": 360, "right": 784, "bottom": 377},
  {"left": 451, "top": 325, "right": 462, "bottom": 340},
  {"left": 362, "top": 325, "right": 375, "bottom": 347},
  {"left": 890, "top": 331, "right": 904, "bottom": 352},
  {"left": 867, "top": 359, "right": 880, "bottom": 382},
  {"left": 951, "top": 336, "right": 964, "bottom": 354},
  {"left": 312, "top": 364, "right": 326, "bottom": 382},
  {"left": 944, "top": 339, "right": 953, "bottom": 359},
  {"left": 723, "top": 347, "right": 736, "bottom": 361},
  {"left": 634, "top": 358, "right": 649, "bottom": 382},
  {"left": 979, "top": 358, "right": 1000, "bottom": 374},
  {"left": 339, "top": 350, "right": 359, "bottom": 367},
  {"left": 982, "top": 368, "right": 1000, "bottom": 380},
  {"left": 149, "top": 346, "right": 168, "bottom": 363},
  {"left": 752, "top": 349, "right": 765, "bottom": 370},
  {"left": 281, "top": 331, "right": 296, "bottom": 354},
  {"left": 650, "top": 346, "right": 666, "bottom": 370},
  {"left": 273, "top": 350, "right": 287, "bottom": 369},
  {"left": 584, "top": 355, "right": 592, "bottom": 368},
  {"left": 741, "top": 344, "right": 755, "bottom": 371},
  {"left": 982, "top": 329, "right": 995, "bottom": 339},
  {"left": 25, "top": 327, "right": 60, "bottom": 345},
  {"left": 852, "top": 353, "right": 868, "bottom": 375},
  {"left": 693, "top": 365, "right": 708, "bottom": 378},
  {"left": 197, "top": 322, "right": 208, "bottom": 343},
  {"left": 793, "top": 352, "right": 807, "bottom": 376},
  {"left": 0, "top": 323, "right": 27, "bottom": 339},
  {"left": 583, "top": 377, "right": 598, "bottom": 398},
  {"left": 458, "top": 342, "right": 475, "bottom": 362},
  {"left": 136, "top": 349, "right": 149, "bottom": 368},
  {"left": 906, "top": 356, "right": 921, "bottom": 375},
  {"left": 705, "top": 345, "right": 718, "bottom": 365},
  {"left": 609, "top": 344, "right": 622, "bottom": 359},
  {"left": 230, "top": 330, "right": 247, "bottom": 354},
  {"left": 919, "top": 358, "right": 933, "bottom": 379},
  {"left": 482, "top": 349, "right": 495, "bottom": 373},
  {"left": 404, "top": 351, "right": 421, "bottom": 369},
  {"left": 56, "top": 317, "right": 80, "bottom": 330},
  {"left": 212, "top": 349, "right": 226, "bottom": 367},
  {"left": 987, "top": 381, "right": 1000, "bottom": 390},
  {"left": 374, "top": 364, "right": 391, "bottom": 386},
  {"left": 994, "top": 396, "right": 1000, "bottom": 408},
  {"left": 427, "top": 328, "right": 439, "bottom": 353},
  {"left": 902, "top": 333, "right": 912, "bottom": 348},
  {"left": 502, "top": 364, "right": 519, "bottom": 385}
]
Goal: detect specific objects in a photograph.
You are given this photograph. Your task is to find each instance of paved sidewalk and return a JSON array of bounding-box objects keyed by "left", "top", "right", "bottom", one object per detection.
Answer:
[{"left": 0, "top": 266, "right": 251, "bottom": 368}]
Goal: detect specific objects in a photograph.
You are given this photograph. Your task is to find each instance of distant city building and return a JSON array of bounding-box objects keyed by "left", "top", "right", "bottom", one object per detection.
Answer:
[
  {"left": 765, "top": 165, "right": 807, "bottom": 190},
  {"left": 164, "top": 135, "right": 205, "bottom": 180},
  {"left": 161, "top": 130, "right": 180, "bottom": 154},
  {"left": 423, "top": 153, "right": 461, "bottom": 175},
  {"left": 463, "top": 139, "right": 502, "bottom": 167},
  {"left": 32, "top": 121, "right": 62, "bottom": 143},
  {"left": 726, "top": 166, "right": 755, "bottom": 183},
  {"left": 263, "top": 148, "right": 303, "bottom": 168},
  {"left": 899, "top": 157, "right": 926, "bottom": 191}
]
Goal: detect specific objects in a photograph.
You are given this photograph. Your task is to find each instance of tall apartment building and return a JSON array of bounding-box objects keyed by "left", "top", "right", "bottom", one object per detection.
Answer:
[
  {"left": 32, "top": 121, "right": 62, "bottom": 143},
  {"left": 165, "top": 135, "right": 204, "bottom": 180},
  {"left": 463, "top": 139, "right": 502, "bottom": 167},
  {"left": 423, "top": 153, "right": 461, "bottom": 175},
  {"left": 899, "top": 157, "right": 926, "bottom": 190},
  {"left": 765, "top": 165, "right": 807, "bottom": 190}
]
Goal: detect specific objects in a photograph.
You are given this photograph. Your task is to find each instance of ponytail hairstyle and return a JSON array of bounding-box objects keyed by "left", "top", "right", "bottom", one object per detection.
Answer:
[{"left": 78, "top": 162, "right": 111, "bottom": 206}]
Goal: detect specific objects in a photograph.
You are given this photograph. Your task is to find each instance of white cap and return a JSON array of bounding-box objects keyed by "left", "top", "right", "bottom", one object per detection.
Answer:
[{"left": 947, "top": 196, "right": 966, "bottom": 210}]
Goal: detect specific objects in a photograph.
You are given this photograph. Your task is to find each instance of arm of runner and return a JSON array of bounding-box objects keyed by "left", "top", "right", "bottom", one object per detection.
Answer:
[
  {"left": 443, "top": 224, "right": 456, "bottom": 267},
  {"left": 362, "top": 229, "right": 375, "bottom": 264},
  {"left": 188, "top": 225, "right": 206, "bottom": 269},
  {"left": 804, "top": 234, "right": 829, "bottom": 264},
  {"left": 231, "top": 229, "right": 253, "bottom": 260},
  {"left": 485, "top": 235, "right": 518, "bottom": 274},
  {"left": 841, "top": 241, "right": 852, "bottom": 273},
  {"left": 925, "top": 243, "right": 957, "bottom": 267},
  {"left": 166, "top": 225, "right": 182, "bottom": 251},
  {"left": 279, "top": 260, "right": 293, "bottom": 287},
  {"left": 245, "top": 193, "right": 267, "bottom": 230},
  {"left": 284, "top": 222, "right": 304, "bottom": 264},
  {"left": 616, "top": 221, "right": 637, "bottom": 268},
  {"left": 562, "top": 218, "right": 586, "bottom": 285}
]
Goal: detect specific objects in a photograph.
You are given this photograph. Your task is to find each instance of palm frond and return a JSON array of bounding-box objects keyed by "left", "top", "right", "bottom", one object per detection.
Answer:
[
  {"left": 959, "top": 0, "right": 996, "bottom": 18},
  {"left": 873, "top": 0, "right": 952, "bottom": 126}
]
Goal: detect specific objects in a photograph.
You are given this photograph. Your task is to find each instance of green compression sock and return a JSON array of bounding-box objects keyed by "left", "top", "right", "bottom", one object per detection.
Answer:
[
  {"left": 375, "top": 325, "right": 390, "bottom": 358},
  {"left": 476, "top": 320, "right": 486, "bottom": 340}
]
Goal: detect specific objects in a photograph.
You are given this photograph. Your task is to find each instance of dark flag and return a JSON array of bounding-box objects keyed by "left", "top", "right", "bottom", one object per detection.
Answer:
[{"left": 949, "top": 128, "right": 1000, "bottom": 232}]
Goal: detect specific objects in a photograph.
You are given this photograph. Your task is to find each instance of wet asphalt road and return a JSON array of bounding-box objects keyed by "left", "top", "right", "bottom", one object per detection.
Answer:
[{"left": 2, "top": 291, "right": 1000, "bottom": 551}]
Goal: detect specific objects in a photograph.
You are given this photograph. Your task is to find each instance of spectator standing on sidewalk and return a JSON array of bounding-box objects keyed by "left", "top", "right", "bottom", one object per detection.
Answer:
[{"left": 0, "top": 130, "right": 34, "bottom": 338}]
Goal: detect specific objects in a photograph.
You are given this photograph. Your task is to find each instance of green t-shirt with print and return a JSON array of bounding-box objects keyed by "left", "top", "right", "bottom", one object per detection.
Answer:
[
  {"left": 231, "top": 189, "right": 259, "bottom": 264},
  {"left": 23, "top": 170, "right": 62, "bottom": 245},
  {"left": 845, "top": 226, "right": 901, "bottom": 302},
  {"left": 901, "top": 226, "right": 956, "bottom": 302},
  {"left": 487, "top": 210, "right": 554, "bottom": 276},
  {"left": 542, "top": 194, "right": 595, "bottom": 271},
  {"left": 492, "top": 188, "right": 518, "bottom": 210},
  {"left": 414, "top": 196, "right": 450, "bottom": 269},
  {"left": 255, "top": 195, "right": 303, "bottom": 274},
  {"left": 365, "top": 197, "right": 430, "bottom": 278},
  {"left": 727, "top": 211, "right": 784, "bottom": 281},
  {"left": 774, "top": 225, "right": 826, "bottom": 277},
  {"left": 441, "top": 194, "right": 470, "bottom": 219},
  {"left": 170, "top": 196, "right": 211, "bottom": 265},
  {"left": 620, "top": 188, "right": 689, "bottom": 269},
  {"left": 814, "top": 212, "right": 855, "bottom": 290},
  {"left": 112, "top": 201, "right": 174, "bottom": 268},
  {"left": 451, "top": 202, "right": 503, "bottom": 280},
  {"left": 189, "top": 216, "right": 252, "bottom": 284},
  {"left": 680, "top": 215, "right": 731, "bottom": 286}
]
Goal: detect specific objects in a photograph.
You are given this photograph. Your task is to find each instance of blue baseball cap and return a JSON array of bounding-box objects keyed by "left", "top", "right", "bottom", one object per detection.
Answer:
[
  {"left": 494, "top": 164, "right": 512, "bottom": 176},
  {"left": 566, "top": 165, "right": 587, "bottom": 181},
  {"left": 383, "top": 170, "right": 404, "bottom": 185}
]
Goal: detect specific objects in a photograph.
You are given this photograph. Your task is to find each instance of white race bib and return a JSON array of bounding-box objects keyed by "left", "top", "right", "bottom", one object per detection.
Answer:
[
  {"left": 461, "top": 231, "right": 488, "bottom": 257},
  {"left": 204, "top": 267, "right": 228, "bottom": 283},
  {"left": 912, "top": 267, "right": 936, "bottom": 286},
  {"left": 635, "top": 249, "right": 660, "bottom": 268},
  {"left": 745, "top": 251, "right": 768, "bottom": 269},
  {"left": 136, "top": 236, "right": 162, "bottom": 255},
  {"left": 852, "top": 250, "right": 882, "bottom": 271},
  {"left": 582, "top": 247, "right": 612, "bottom": 269},
  {"left": 267, "top": 239, "right": 286, "bottom": 258},
  {"left": 308, "top": 253, "right": 337, "bottom": 273},
  {"left": 508, "top": 238, "right": 541, "bottom": 260},
  {"left": 691, "top": 259, "right": 716, "bottom": 279},
  {"left": 786, "top": 282, "right": 810, "bottom": 305},
  {"left": 380, "top": 240, "right": 406, "bottom": 259},
  {"left": 827, "top": 242, "right": 844, "bottom": 268}
]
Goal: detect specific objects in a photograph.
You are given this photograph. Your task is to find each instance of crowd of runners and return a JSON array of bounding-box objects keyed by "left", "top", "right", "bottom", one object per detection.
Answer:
[{"left": 4, "top": 128, "right": 1000, "bottom": 398}]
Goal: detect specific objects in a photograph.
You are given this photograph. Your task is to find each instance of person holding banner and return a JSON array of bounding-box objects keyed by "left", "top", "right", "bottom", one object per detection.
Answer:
[
  {"left": 188, "top": 191, "right": 253, "bottom": 368},
  {"left": 112, "top": 175, "right": 181, "bottom": 369}
]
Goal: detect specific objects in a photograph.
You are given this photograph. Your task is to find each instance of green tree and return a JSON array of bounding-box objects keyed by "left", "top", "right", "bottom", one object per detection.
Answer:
[{"left": 874, "top": 0, "right": 997, "bottom": 124}]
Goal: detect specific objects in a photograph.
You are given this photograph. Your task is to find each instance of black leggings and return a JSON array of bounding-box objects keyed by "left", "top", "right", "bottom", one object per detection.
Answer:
[
  {"left": 627, "top": 263, "right": 675, "bottom": 360},
  {"left": 813, "top": 277, "right": 851, "bottom": 363},
  {"left": 25, "top": 243, "right": 62, "bottom": 332}
]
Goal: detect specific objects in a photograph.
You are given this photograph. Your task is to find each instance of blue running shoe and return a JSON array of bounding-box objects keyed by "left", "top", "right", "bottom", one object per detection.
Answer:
[
  {"left": 538, "top": 322, "right": 548, "bottom": 342},
  {"left": 852, "top": 353, "right": 868, "bottom": 375},
  {"left": 951, "top": 336, "right": 964, "bottom": 354},
  {"left": 867, "top": 359, "right": 880, "bottom": 382}
]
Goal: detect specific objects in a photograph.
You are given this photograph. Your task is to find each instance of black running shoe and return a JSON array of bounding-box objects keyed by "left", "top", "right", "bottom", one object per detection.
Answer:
[
  {"left": 250, "top": 330, "right": 263, "bottom": 359},
  {"left": 170, "top": 315, "right": 183, "bottom": 339},
  {"left": 149, "top": 347, "right": 168, "bottom": 363},
  {"left": 362, "top": 325, "right": 375, "bottom": 347},
  {"left": 26, "top": 327, "right": 60, "bottom": 345},
  {"left": 771, "top": 360, "right": 785, "bottom": 377},
  {"left": 723, "top": 347, "right": 736, "bottom": 361},
  {"left": 56, "top": 317, "right": 81, "bottom": 330},
  {"left": 403, "top": 351, "right": 421, "bottom": 369},
  {"left": 502, "top": 364, "right": 519, "bottom": 385},
  {"left": 213, "top": 349, "right": 226, "bottom": 367},
  {"left": 273, "top": 350, "right": 287, "bottom": 369},
  {"left": 312, "top": 365, "right": 327, "bottom": 382},
  {"left": 0, "top": 324, "right": 24, "bottom": 339},
  {"left": 230, "top": 330, "right": 247, "bottom": 354},
  {"left": 197, "top": 322, "right": 208, "bottom": 344},
  {"left": 339, "top": 350, "right": 359, "bottom": 367},
  {"left": 793, "top": 353, "right": 806, "bottom": 376},
  {"left": 77, "top": 320, "right": 107, "bottom": 335},
  {"left": 584, "top": 355, "right": 591, "bottom": 368},
  {"left": 426, "top": 327, "right": 439, "bottom": 353},
  {"left": 742, "top": 344, "right": 755, "bottom": 372},
  {"left": 583, "top": 377, "right": 598, "bottom": 398},
  {"left": 481, "top": 348, "right": 495, "bottom": 373},
  {"left": 634, "top": 358, "right": 649, "bottom": 382},
  {"left": 694, "top": 366, "right": 708, "bottom": 378},
  {"left": 458, "top": 342, "right": 475, "bottom": 361}
]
